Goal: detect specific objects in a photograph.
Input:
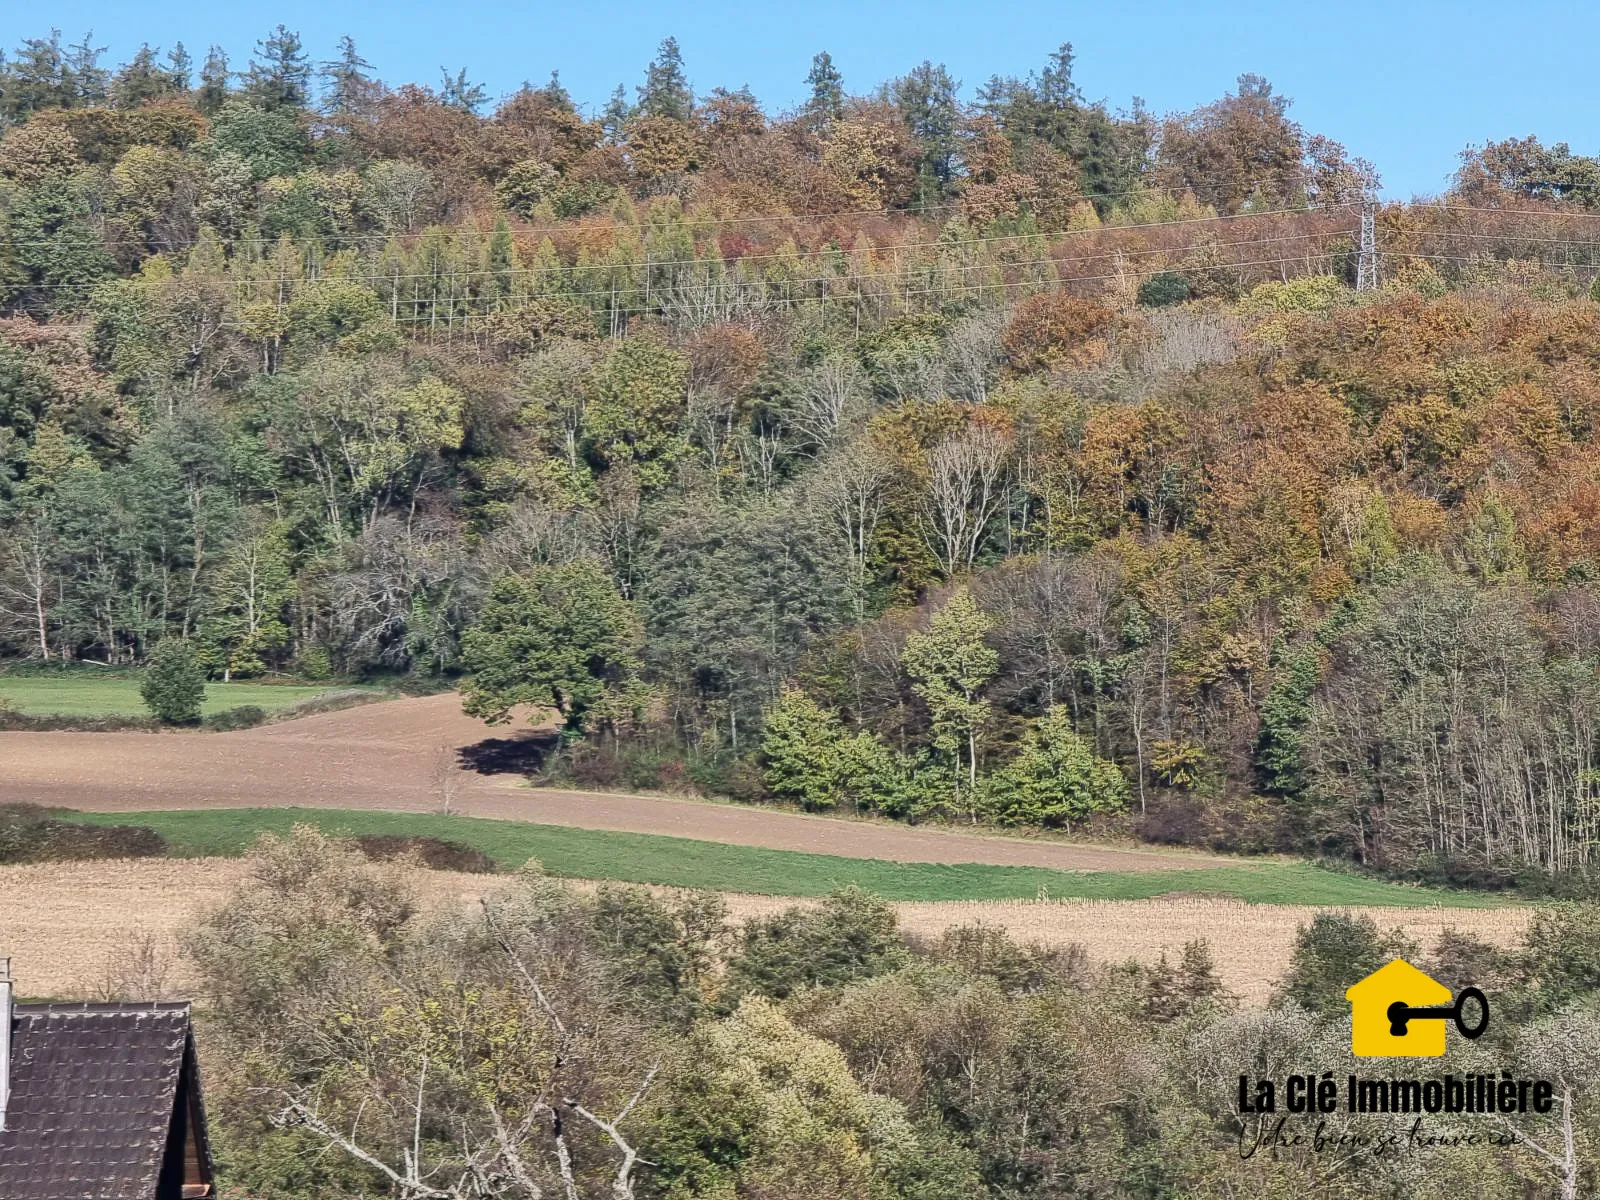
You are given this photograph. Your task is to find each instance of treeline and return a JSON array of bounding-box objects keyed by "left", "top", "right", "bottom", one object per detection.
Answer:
[
  {"left": 8, "top": 28, "right": 1600, "bottom": 876},
  {"left": 188, "top": 827, "right": 1600, "bottom": 1199}
]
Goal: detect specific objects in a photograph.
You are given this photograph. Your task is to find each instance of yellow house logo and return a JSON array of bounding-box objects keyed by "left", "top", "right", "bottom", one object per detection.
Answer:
[{"left": 1345, "top": 959, "right": 1490, "bottom": 1057}]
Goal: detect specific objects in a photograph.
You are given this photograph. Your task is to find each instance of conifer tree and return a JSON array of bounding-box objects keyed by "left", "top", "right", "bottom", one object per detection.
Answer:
[
  {"left": 320, "top": 36, "right": 373, "bottom": 122},
  {"left": 803, "top": 51, "right": 844, "bottom": 129},
  {"left": 244, "top": 25, "right": 310, "bottom": 110},
  {"left": 637, "top": 36, "right": 691, "bottom": 122},
  {"left": 197, "top": 45, "right": 231, "bottom": 115}
]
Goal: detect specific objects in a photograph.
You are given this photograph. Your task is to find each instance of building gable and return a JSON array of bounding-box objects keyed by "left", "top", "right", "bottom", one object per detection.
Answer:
[{"left": 0, "top": 1002, "right": 213, "bottom": 1200}]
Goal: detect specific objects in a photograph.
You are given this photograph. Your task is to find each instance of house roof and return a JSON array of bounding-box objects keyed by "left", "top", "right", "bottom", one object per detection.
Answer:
[
  {"left": 1344, "top": 958, "right": 1452, "bottom": 1003},
  {"left": 0, "top": 1001, "right": 210, "bottom": 1200}
]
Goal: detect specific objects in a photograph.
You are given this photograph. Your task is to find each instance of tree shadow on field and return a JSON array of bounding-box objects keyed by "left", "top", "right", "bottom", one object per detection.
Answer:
[{"left": 457, "top": 730, "right": 561, "bottom": 777}]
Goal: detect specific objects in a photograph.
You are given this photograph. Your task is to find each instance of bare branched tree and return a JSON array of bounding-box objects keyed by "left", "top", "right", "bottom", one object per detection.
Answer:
[
  {"left": 0, "top": 517, "right": 55, "bottom": 660},
  {"left": 815, "top": 438, "right": 890, "bottom": 618},
  {"left": 922, "top": 425, "right": 1011, "bottom": 577},
  {"left": 1506, "top": 1008, "right": 1600, "bottom": 1200},
  {"left": 789, "top": 351, "right": 869, "bottom": 451},
  {"left": 941, "top": 306, "right": 1009, "bottom": 404},
  {"left": 94, "top": 932, "right": 175, "bottom": 1003}
]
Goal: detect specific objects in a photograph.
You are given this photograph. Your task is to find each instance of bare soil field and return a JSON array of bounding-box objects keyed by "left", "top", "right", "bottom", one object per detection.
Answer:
[
  {"left": 1, "top": 693, "right": 1236, "bottom": 873},
  {"left": 0, "top": 859, "right": 1531, "bottom": 1005}
]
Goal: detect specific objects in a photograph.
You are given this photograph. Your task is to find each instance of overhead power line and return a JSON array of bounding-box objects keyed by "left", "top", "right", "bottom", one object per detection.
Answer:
[
  {"left": 0, "top": 194, "right": 1353, "bottom": 254},
  {"left": 7, "top": 225, "right": 1352, "bottom": 297}
]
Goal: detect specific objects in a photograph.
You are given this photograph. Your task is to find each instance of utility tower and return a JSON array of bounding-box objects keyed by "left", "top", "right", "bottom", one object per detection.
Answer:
[{"left": 1355, "top": 198, "right": 1379, "bottom": 291}]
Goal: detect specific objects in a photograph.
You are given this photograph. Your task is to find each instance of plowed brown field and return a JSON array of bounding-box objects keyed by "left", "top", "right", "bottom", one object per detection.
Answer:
[{"left": 1, "top": 692, "right": 1236, "bottom": 872}]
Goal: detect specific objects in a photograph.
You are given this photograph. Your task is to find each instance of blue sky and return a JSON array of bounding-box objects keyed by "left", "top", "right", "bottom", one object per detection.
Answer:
[{"left": 33, "top": 0, "right": 1596, "bottom": 198}]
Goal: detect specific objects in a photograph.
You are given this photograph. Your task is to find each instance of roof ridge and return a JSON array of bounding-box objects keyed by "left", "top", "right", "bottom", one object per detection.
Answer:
[{"left": 13, "top": 1001, "right": 192, "bottom": 1015}]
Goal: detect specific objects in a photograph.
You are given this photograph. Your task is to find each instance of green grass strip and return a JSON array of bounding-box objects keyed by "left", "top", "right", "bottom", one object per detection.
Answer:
[
  {"left": 60, "top": 807, "right": 1498, "bottom": 907},
  {"left": 0, "top": 675, "right": 353, "bottom": 717}
]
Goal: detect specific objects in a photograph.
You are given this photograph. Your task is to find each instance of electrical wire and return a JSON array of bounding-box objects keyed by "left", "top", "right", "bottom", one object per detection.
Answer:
[{"left": 6, "top": 224, "right": 1355, "bottom": 298}]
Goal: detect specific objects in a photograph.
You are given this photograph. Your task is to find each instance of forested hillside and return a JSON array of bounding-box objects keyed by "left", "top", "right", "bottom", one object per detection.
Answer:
[{"left": 7, "top": 28, "right": 1600, "bottom": 878}]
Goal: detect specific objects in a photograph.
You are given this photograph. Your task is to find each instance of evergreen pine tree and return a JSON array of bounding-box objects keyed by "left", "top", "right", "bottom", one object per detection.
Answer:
[
  {"left": 803, "top": 51, "right": 844, "bottom": 129},
  {"left": 198, "top": 45, "right": 230, "bottom": 115},
  {"left": 637, "top": 36, "right": 691, "bottom": 121},
  {"left": 244, "top": 25, "right": 310, "bottom": 110},
  {"left": 165, "top": 43, "right": 192, "bottom": 92},
  {"left": 320, "top": 35, "right": 373, "bottom": 121},
  {"left": 601, "top": 83, "right": 632, "bottom": 142}
]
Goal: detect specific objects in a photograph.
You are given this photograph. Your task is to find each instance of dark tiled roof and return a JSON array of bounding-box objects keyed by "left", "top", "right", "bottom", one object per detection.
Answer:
[{"left": 0, "top": 1002, "right": 195, "bottom": 1200}]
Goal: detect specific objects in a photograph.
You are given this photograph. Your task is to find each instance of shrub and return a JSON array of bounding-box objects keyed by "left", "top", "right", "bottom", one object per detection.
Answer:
[
  {"left": 1137, "top": 271, "right": 1192, "bottom": 307},
  {"left": 759, "top": 689, "right": 910, "bottom": 814},
  {"left": 352, "top": 834, "right": 497, "bottom": 874},
  {"left": 0, "top": 806, "right": 167, "bottom": 863},
  {"left": 1517, "top": 903, "right": 1600, "bottom": 1012},
  {"left": 723, "top": 887, "right": 907, "bottom": 1003},
  {"left": 1275, "top": 911, "right": 1417, "bottom": 1014},
  {"left": 687, "top": 754, "right": 766, "bottom": 803},
  {"left": 760, "top": 689, "right": 847, "bottom": 809},
  {"left": 141, "top": 640, "right": 206, "bottom": 724},
  {"left": 206, "top": 704, "right": 267, "bottom": 731},
  {"left": 927, "top": 923, "right": 1088, "bottom": 994}
]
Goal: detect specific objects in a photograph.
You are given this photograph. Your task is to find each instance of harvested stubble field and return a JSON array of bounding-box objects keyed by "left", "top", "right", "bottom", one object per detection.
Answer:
[{"left": 0, "top": 859, "right": 1532, "bottom": 1005}]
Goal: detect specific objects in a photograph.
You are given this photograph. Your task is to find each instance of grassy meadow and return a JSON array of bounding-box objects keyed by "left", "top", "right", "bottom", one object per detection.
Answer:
[
  {"left": 0, "top": 672, "right": 361, "bottom": 717},
  {"left": 62, "top": 807, "right": 1499, "bottom": 906}
]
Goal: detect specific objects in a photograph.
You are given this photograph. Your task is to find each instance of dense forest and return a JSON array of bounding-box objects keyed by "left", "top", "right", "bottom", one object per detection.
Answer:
[
  {"left": 8, "top": 28, "right": 1600, "bottom": 879},
  {"left": 189, "top": 826, "right": 1600, "bottom": 1199}
]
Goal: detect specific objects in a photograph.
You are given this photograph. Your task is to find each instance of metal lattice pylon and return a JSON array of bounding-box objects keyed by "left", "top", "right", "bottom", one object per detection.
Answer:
[{"left": 1356, "top": 199, "right": 1379, "bottom": 291}]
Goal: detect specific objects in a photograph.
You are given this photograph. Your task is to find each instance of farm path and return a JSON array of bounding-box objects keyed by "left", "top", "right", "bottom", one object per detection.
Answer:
[{"left": 3, "top": 692, "right": 1233, "bottom": 873}]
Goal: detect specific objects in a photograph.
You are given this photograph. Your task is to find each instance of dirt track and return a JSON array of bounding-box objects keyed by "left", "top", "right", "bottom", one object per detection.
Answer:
[
  {"left": 0, "top": 859, "right": 1531, "bottom": 1004},
  {"left": 1, "top": 693, "right": 1236, "bottom": 872}
]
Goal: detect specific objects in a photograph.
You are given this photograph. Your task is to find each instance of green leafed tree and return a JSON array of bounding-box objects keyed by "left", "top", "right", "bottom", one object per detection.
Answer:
[
  {"left": 140, "top": 637, "right": 206, "bottom": 723},
  {"left": 1253, "top": 637, "right": 1320, "bottom": 797},
  {"left": 902, "top": 586, "right": 997, "bottom": 815},
  {"left": 760, "top": 687, "right": 906, "bottom": 813},
  {"left": 1275, "top": 911, "right": 1416, "bottom": 1015},
  {"left": 461, "top": 558, "right": 644, "bottom": 737},
  {"left": 760, "top": 688, "right": 846, "bottom": 809},
  {"left": 984, "top": 706, "right": 1127, "bottom": 826},
  {"left": 585, "top": 333, "right": 689, "bottom": 490},
  {"left": 3, "top": 179, "right": 114, "bottom": 316},
  {"left": 198, "top": 513, "right": 294, "bottom": 680}
]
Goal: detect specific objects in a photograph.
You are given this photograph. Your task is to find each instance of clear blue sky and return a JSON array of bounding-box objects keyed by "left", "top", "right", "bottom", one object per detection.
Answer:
[{"left": 34, "top": 0, "right": 1596, "bottom": 199}]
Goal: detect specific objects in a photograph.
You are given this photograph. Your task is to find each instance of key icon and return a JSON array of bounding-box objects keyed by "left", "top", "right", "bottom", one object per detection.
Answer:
[{"left": 1386, "top": 986, "right": 1490, "bottom": 1040}]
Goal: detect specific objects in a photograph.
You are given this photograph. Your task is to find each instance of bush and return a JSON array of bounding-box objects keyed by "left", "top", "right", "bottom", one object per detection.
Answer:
[
  {"left": 0, "top": 710, "right": 159, "bottom": 732},
  {"left": 0, "top": 805, "right": 167, "bottom": 863},
  {"left": 205, "top": 705, "right": 267, "bottom": 731},
  {"left": 352, "top": 834, "right": 498, "bottom": 874},
  {"left": 926, "top": 923, "right": 1088, "bottom": 994},
  {"left": 1517, "top": 904, "right": 1600, "bottom": 1011},
  {"left": 141, "top": 640, "right": 206, "bottom": 724},
  {"left": 722, "top": 887, "right": 907, "bottom": 1003},
  {"left": 555, "top": 743, "right": 691, "bottom": 793},
  {"left": 1137, "top": 271, "right": 1192, "bottom": 307},
  {"left": 687, "top": 755, "right": 766, "bottom": 803},
  {"left": 1275, "top": 911, "right": 1417, "bottom": 1014}
]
